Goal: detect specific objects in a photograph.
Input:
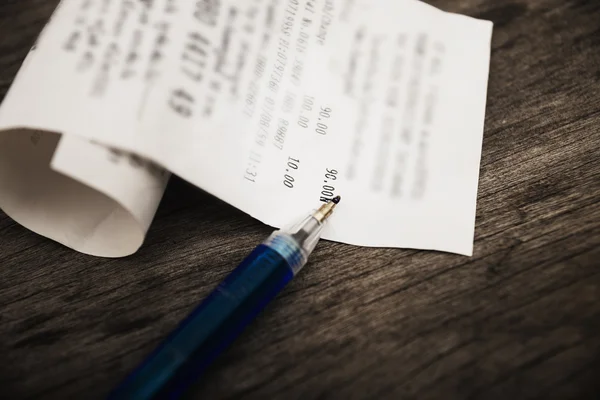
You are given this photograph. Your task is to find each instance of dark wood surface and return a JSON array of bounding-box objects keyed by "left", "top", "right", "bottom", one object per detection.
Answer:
[{"left": 1, "top": 1, "right": 600, "bottom": 399}]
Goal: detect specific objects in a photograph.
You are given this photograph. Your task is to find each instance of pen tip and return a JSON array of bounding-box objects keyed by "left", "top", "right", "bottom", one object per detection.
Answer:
[{"left": 313, "top": 196, "right": 341, "bottom": 222}]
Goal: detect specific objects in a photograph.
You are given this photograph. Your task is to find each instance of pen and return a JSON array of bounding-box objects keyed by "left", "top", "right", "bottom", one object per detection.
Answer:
[{"left": 108, "top": 196, "right": 341, "bottom": 400}]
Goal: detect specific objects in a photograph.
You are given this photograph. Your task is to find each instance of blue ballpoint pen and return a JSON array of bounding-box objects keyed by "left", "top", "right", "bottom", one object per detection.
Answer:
[{"left": 107, "top": 196, "right": 341, "bottom": 400}]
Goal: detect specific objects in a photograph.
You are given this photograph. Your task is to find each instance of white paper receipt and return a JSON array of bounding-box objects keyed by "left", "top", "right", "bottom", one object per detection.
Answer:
[{"left": 0, "top": 0, "right": 493, "bottom": 257}]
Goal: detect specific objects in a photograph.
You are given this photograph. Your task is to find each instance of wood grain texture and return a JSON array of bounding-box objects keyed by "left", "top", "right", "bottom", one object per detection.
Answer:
[{"left": 1, "top": 1, "right": 599, "bottom": 399}]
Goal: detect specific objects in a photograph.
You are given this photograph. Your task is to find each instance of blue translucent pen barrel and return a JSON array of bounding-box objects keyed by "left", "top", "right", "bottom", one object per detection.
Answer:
[{"left": 107, "top": 233, "right": 306, "bottom": 400}]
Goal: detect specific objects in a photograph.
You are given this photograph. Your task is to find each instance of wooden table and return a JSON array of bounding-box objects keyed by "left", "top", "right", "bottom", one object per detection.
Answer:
[{"left": 1, "top": 1, "right": 599, "bottom": 399}]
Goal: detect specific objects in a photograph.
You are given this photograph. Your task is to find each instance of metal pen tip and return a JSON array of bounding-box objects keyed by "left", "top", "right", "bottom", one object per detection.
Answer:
[{"left": 313, "top": 196, "right": 341, "bottom": 223}]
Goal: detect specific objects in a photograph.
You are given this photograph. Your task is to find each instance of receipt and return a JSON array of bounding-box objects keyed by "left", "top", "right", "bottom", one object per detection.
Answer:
[{"left": 0, "top": 0, "right": 493, "bottom": 256}]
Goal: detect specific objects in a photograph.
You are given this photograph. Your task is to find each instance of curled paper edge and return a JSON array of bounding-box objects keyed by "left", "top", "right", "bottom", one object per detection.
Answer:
[{"left": 0, "top": 129, "right": 170, "bottom": 258}]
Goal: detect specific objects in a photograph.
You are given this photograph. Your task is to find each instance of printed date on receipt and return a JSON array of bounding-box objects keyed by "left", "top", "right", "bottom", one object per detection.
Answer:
[{"left": 0, "top": 0, "right": 493, "bottom": 257}]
